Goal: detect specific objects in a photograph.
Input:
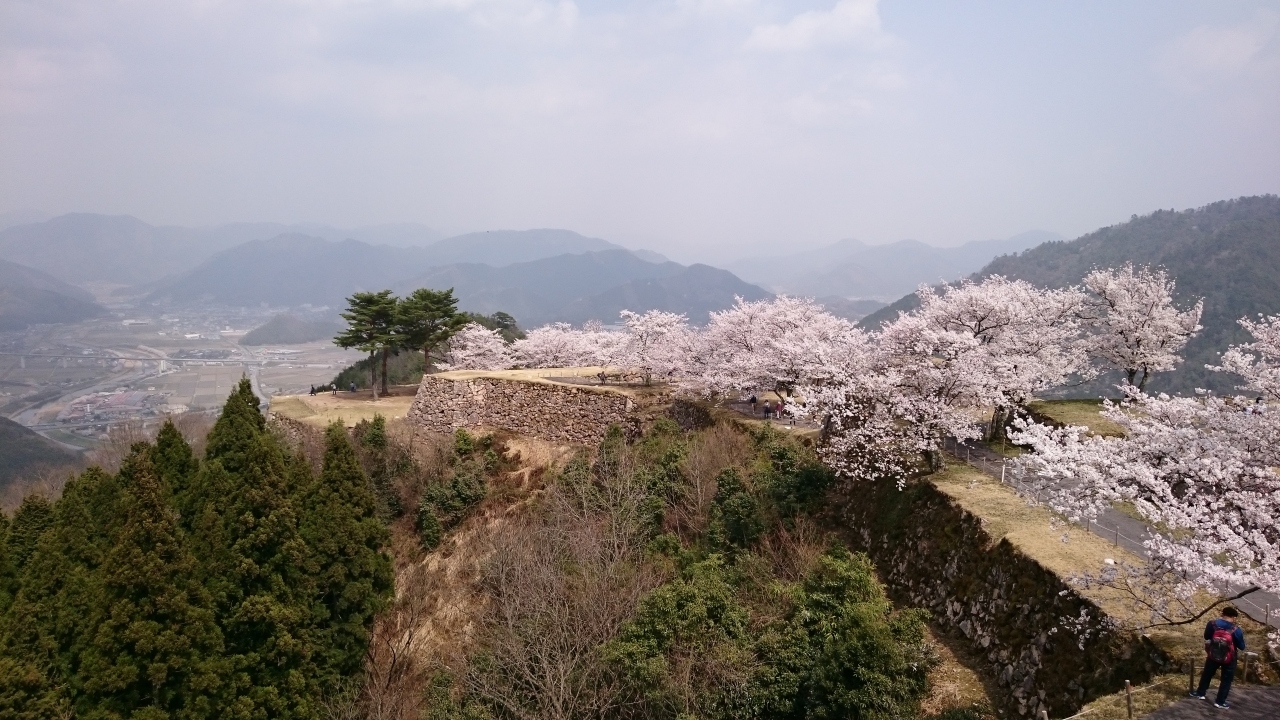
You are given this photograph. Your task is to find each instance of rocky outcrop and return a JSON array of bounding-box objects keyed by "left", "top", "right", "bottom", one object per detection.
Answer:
[
  {"left": 837, "top": 479, "right": 1171, "bottom": 718},
  {"left": 407, "top": 372, "right": 647, "bottom": 445}
]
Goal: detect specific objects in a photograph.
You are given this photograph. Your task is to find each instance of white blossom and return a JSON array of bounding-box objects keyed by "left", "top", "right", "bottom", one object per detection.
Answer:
[{"left": 442, "top": 323, "right": 514, "bottom": 371}]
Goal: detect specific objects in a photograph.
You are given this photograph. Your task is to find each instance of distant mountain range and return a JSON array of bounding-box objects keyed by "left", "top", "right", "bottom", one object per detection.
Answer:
[
  {"left": 0, "top": 258, "right": 109, "bottom": 330},
  {"left": 148, "top": 236, "right": 766, "bottom": 325},
  {"left": 728, "top": 230, "right": 1062, "bottom": 300},
  {"left": 860, "top": 195, "right": 1280, "bottom": 395},
  {"left": 0, "top": 214, "right": 660, "bottom": 288}
]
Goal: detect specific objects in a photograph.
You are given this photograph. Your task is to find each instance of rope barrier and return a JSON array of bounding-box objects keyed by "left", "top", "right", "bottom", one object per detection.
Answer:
[{"left": 1056, "top": 676, "right": 1176, "bottom": 720}]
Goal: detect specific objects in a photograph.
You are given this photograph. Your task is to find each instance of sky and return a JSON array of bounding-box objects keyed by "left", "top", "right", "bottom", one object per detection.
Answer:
[{"left": 2, "top": 0, "right": 1278, "bottom": 263}]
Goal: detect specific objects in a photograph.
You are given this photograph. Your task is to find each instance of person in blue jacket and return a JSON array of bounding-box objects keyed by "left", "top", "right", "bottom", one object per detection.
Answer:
[{"left": 1190, "top": 606, "right": 1246, "bottom": 708}]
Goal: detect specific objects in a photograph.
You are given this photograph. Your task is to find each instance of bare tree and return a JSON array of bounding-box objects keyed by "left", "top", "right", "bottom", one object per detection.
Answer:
[{"left": 463, "top": 448, "right": 665, "bottom": 720}]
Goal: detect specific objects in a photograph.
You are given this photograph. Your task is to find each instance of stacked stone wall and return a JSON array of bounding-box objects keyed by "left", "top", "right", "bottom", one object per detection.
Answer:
[
  {"left": 406, "top": 374, "right": 640, "bottom": 445},
  {"left": 837, "top": 479, "right": 1171, "bottom": 718}
]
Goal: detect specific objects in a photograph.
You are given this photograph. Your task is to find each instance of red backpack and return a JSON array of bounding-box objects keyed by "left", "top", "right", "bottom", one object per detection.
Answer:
[{"left": 1207, "top": 623, "right": 1237, "bottom": 664}]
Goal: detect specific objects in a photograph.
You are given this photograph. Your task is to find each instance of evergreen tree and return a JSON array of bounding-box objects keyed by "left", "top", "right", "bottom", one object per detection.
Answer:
[
  {"left": 300, "top": 423, "right": 393, "bottom": 682},
  {"left": 7, "top": 495, "right": 54, "bottom": 574},
  {"left": 187, "top": 380, "right": 320, "bottom": 718},
  {"left": 0, "top": 467, "right": 125, "bottom": 716},
  {"left": 335, "top": 290, "right": 398, "bottom": 397},
  {"left": 0, "top": 512, "right": 13, "bottom": 615},
  {"left": 397, "top": 287, "right": 465, "bottom": 374},
  {"left": 75, "top": 448, "right": 227, "bottom": 720},
  {"left": 151, "top": 419, "right": 198, "bottom": 499}
]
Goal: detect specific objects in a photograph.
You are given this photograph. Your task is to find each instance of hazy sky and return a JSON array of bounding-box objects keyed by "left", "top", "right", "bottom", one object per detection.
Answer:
[{"left": 2, "top": 1, "right": 1278, "bottom": 262}]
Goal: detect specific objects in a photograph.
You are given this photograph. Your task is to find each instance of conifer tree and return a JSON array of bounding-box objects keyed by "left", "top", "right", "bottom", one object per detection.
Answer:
[
  {"left": 0, "top": 467, "right": 125, "bottom": 716},
  {"left": 300, "top": 423, "right": 393, "bottom": 682},
  {"left": 7, "top": 495, "right": 53, "bottom": 574},
  {"left": 335, "top": 290, "right": 398, "bottom": 397},
  {"left": 152, "top": 419, "right": 198, "bottom": 498},
  {"left": 75, "top": 448, "right": 227, "bottom": 719},
  {"left": 186, "top": 379, "right": 320, "bottom": 718},
  {"left": 0, "top": 512, "right": 12, "bottom": 615},
  {"left": 397, "top": 287, "right": 465, "bottom": 375}
]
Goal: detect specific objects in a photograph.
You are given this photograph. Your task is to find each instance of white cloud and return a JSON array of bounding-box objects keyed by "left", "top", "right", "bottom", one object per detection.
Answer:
[{"left": 744, "top": 0, "right": 887, "bottom": 52}]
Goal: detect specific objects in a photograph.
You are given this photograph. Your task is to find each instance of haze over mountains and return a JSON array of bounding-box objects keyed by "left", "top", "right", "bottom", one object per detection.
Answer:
[
  {"left": 0, "top": 258, "right": 108, "bottom": 330},
  {"left": 860, "top": 196, "right": 1280, "bottom": 395},
  {"left": 728, "top": 230, "right": 1062, "bottom": 300},
  {"left": 0, "top": 213, "right": 1063, "bottom": 328}
]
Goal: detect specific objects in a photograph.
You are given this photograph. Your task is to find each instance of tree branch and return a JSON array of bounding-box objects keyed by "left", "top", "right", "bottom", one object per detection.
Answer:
[{"left": 1143, "top": 586, "right": 1262, "bottom": 629}]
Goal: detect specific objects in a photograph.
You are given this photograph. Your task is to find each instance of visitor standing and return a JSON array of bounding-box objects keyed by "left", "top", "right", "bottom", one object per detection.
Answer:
[
  {"left": 1191, "top": 606, "right": 1246, "bottom": 708},
  {"left": 749, "top": 394, "right": 758, "bottom": 414},
  {"left": 763, "top": 400, "right": 773, "bottom": 420}
]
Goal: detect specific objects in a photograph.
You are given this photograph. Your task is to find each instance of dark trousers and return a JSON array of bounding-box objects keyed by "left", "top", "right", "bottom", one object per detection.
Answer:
[{"left": 1196, "top": 659, "right": 1236, "bottom": 704}]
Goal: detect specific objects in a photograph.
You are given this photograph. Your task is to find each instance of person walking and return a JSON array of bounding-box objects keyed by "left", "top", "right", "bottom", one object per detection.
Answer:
[
  {"left": 1191, "top": 606, "right": 1246, "bottom": 708},
  {"left": 763, "top": 400, "right": 773, "bottom": 420},
  {"left": 749, "top": 394, "right": 758, "bottom": 415}
]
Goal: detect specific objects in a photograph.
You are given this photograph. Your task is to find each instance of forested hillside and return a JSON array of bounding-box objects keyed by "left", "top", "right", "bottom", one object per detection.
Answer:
[
  {"left": 0, "top": 380, "right": 393, "bottom": 716},
  {"left": 860, "top": 196, "right": 1280, "bottom": 394}
]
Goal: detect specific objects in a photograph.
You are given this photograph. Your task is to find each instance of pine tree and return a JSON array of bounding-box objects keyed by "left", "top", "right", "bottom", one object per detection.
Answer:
[
  {"left": 300, "top": 423, "right": 393, "bottom": 683},
  {"left": 75, "top": 448, "right": 228, "bottom": 720},
  {"left": 335, "top": 290, "right": 398, "bottom": 397},
  {"left": 397, "top": 287, "right": 466, "bottom": 375}
]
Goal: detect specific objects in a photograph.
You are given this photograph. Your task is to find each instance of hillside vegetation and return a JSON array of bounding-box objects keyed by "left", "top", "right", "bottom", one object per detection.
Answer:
[
  {"left": 0, "top": 380, "right": 393, "bottom": 716},
  {"left": 358, "top": 418, "right": 978, "bottom": 720},
  {"left": 861, "top": 196, "right": 1280, "bottom": 394}
]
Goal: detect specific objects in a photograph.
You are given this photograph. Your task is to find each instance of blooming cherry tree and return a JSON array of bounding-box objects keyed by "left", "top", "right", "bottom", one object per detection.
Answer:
[
  {"left": 442, "top": 323, "right": 514, "bottom": 371},
  {"left": 692, "top": 296, "right": 867, "bottom": 398},
  {"left": 1082, "top": 264, "right": 1202, "bottom": 391},
  {"left": 615, "top": 310, "right": 692, "bottom": 384},
  {"left": 1213, "top": 314, "right": 1280, "bottom": 401},
  {"left": 1010, "top": 317, "right": 1280, "bottom": 624}
]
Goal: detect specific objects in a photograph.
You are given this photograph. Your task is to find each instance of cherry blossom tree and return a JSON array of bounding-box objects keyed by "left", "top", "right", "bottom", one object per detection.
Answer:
[
  {"left": 880, "top": 277, "right": 1092, "bottom": 441},
  {"left": 691, "top": 296, "right": 867, "bottom": 399},
  {"left": 1081, "top": 264, "right": 1203, "bottom": 391},
  {"left": 513, "top": 323, "right": 596, "bottom": 368},
  {"left": 442, "top": 323, "right": 514, "bottom": 371},
  {"left": 615, "top": 310, "right": 692, "bottom": 384},
  {"left": 1213, "top": 314, "right": 1280, "bottom": 401},
  {"left": 1010, "top": 318, "right": 1280, "bottom": 625}
]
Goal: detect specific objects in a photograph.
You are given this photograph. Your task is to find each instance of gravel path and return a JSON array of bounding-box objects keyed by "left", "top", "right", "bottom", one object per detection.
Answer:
[{"left": 1141, "top": 685, "right": 1280, "bottom": 719}]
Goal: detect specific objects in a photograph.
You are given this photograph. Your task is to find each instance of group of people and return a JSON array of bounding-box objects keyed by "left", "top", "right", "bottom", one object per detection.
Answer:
[{"left": 746, "top": 394, "right": 791, "bottom": 423}]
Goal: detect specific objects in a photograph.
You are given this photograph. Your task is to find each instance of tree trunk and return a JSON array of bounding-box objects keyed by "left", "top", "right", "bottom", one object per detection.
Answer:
[
  {"left": 423, "top": 344, "right": 433, "bottom": 375},
  {"left": 1125, "top": 368, "right": 1138, "bottom": 388},
  {"left": 381, "top": 348, "right": 390, "bottom": 395},
  {"left": 370, "top": 351, "right": 379, "bottom": 400},
  {"left": 1137, "top": 368, "right": 1150, "bottom": 392}
]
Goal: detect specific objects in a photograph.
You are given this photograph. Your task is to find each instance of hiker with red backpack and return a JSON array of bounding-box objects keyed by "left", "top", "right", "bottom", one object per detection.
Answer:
[{"left": 1190, "top": 606, "right": 1246, "bottom": 709}]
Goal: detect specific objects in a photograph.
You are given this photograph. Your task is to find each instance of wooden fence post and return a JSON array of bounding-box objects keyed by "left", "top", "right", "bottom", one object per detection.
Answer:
[{"left": 1125, "top": 679, "right": 1132, "bottom": 719}]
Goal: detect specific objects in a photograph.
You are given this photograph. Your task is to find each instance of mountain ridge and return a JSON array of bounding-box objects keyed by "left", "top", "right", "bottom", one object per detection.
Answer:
[{"left": 859, "top": 196, "right": 1280, "bottom": 395}]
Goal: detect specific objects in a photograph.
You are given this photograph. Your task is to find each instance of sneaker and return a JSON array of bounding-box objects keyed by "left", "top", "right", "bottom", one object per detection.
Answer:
[
  {"left": 1189, "top": 692, "right": 1206, "bottom": 699},
  {"left": 1214, "top": 701, "right": 1230, "bottom": 709}
]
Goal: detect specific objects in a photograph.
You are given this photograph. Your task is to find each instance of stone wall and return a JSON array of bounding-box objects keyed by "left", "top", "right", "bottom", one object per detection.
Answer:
[
  {"left": 406, "top": 372, "right": 644, "bottom": 445},
  {"left": 837, "top": 478, "right": 1171, "bottom": 718}
]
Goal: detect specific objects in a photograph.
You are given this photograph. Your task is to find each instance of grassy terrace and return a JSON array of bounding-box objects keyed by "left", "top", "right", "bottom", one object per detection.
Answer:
[{"left": 1028, "top": 398, "right": 1127, "bottom": 437}]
